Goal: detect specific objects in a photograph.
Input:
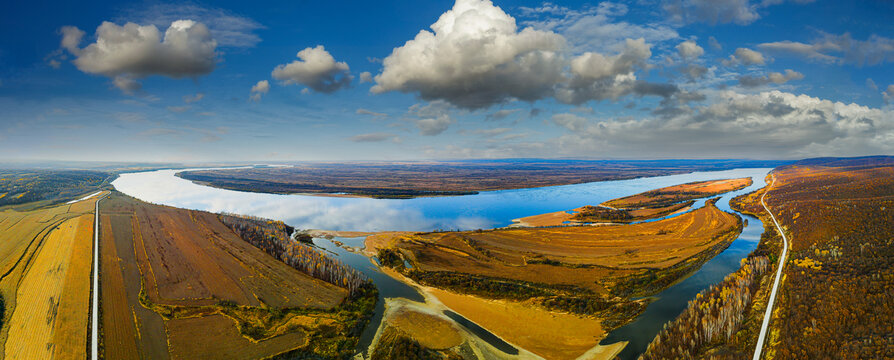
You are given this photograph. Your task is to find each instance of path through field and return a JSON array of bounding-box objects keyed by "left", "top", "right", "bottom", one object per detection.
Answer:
[{"left": 753, "top": 176, "right": 787, "bottom": 360}]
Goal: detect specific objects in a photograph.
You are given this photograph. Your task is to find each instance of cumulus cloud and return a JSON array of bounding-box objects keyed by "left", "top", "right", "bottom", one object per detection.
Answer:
[
  {"left": 884, "top": 85, "right": 894, "bottom": 103},
  {"left": 371, "top": 0, "right": 566, "bottom": 109},
  {"left": 557, "top": 38, "right": 678, "bottom": 104},
  {"left": 61, "top": 20, "right": 217, "bottom": 93},
  {"left": 409, "top": 101, "right": 455, "bottom": 136},
  {"left": 738, "top": 69, "right": 804, "bottom": 87},
  {"left": 349, "top": 132, "right": 398, "bottom": 142},
  {"left": 681, "top": 64, "right": 709, "bottom": 81},
  {"left": 272, "top": 45, "right": 352, "bottom": 93},
  {"left": 550, "top": 89, "right": 892, "bottom": 158},
  {"left": 724, "top": 47, "right": 766, "bottom": 66},
  {"left": 519, "top": 2, "right": 679, "bottom": 53},
  {"left": 120, "top": 3, "right": 263, "bottom": 48},
  {"left": 249, "top": 80, "right": 269, "bottom": 102},
  {"left": 677, "top": 40, "right": 704, "bottom": 60},
  {"left": 60, "top": 26, "right": 85, "bottom": 54},
  {"left": 759, "top": 33, "right": 894, "bottom": 66},
  {"left": 359, "top": 71, "right": 373, "bottom": 83}
]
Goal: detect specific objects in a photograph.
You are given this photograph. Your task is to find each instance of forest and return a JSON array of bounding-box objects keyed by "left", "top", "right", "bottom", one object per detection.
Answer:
[
  {"left": 0, "top": 170, "right": 109, "bottom": 206},
  {"left": 219, "top": 213, "right": 369, "bottom": 296}
]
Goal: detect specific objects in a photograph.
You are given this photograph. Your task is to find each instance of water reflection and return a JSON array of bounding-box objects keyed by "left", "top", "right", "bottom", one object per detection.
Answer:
[{"left": 113, "top": 168, "right": 770, "bottom": 232}]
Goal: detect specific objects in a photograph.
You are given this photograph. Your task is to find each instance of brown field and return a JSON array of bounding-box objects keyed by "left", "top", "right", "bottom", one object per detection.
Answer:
[
  {"left": 377, "top": 201, "right": 740, "bottom": 292},
  {"left": 605, "top": 177, "right": 751, "bottom": 208},
  {"left": 99, "top": 193, "right": 351, "bottom": 359},
  {"left": 0, "top": 193, "right": 102, "bottom": 360},
  {"left": 166, "top": 315, "right": 308, "bottom": 360},
  {"left": 428, "top": 287, "right": 605, "bottom": 360}
]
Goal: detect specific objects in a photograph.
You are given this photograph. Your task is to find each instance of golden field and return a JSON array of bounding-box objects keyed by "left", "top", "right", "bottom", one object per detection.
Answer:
[{"left": 0, "top": 192, "right": 104, "bottom": 360}]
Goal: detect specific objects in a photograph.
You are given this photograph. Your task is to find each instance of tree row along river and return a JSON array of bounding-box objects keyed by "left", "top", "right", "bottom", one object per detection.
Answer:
[{"left": 112, "top": 167, "right": 771, "bottom": 359}]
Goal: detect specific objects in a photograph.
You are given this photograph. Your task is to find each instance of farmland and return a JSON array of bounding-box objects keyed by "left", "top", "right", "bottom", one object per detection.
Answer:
[
  {"left": 176, "top": 159, "right": 780, "bottom": 198},
  {"left": 0, "top": 192, "right": 103, "bottom": 360},
  {"left": 369, "top": 187, "right": 744, "bottom": 359},
  {"left": 98, "top": 193, "right": 376, "bottom": 359}
]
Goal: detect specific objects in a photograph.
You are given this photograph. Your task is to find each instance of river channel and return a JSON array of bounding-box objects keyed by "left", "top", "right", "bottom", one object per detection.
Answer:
[{"left": 112, "top": 167, "right": 770, "bottom": 359}]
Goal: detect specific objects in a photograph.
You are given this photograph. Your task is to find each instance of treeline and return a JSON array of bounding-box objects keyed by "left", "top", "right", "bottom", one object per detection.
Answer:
[
  {"left": 219, "top": 213, "right": 368, "bottom": 296},
  {"left": 572, "top": 206, "right": 633, "bottom": 222},
  {"left": 0, "top": 170, "right": 109, "bottom": 206},
  {"left": 640, "top": 256, "right": 770, "bottom": 360}
]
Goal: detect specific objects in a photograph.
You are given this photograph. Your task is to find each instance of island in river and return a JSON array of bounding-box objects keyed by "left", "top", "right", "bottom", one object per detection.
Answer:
[
  {"left": 175, "top": 159, "right": 783, "bottom": 198},
  {"left": 365, "top": 181, "right": 747, "bottom": 359}
]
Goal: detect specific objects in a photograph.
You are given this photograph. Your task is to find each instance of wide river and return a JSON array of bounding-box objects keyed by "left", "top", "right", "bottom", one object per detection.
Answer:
[{"left": 113, "top": 167, "right": 770, "bottom": 359}]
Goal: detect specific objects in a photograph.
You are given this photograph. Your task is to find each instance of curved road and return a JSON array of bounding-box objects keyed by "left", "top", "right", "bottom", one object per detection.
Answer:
[{"left": 752, "top": 175, "right": 788, "bottom": 360}]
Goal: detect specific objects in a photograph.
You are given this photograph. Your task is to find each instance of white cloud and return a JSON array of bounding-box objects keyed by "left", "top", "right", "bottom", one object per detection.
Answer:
[
  {"left": 409, "top": 101, "right": 455, "bottom": 136},
  {"left": 738, "top": 69, "right": 804, "bottom": 87},
  {"left": 724, "top": 47, "right": 766, "bottom": 66},
  {"left": 61, "top": 20, "right": 217, "bottom": 93},
  {"left": 884, "top": 85, "right": 894, "bottom": 103},
  {"left": 557, "top": 38, "right": 678, "bottom": 104},
  {"left": 759, "top": 33, "right": 894, "bottom": 66},
  {"left": 371, "top": 0, "right": 566, "bottom": 109},
  {"left": 550, "top": 90, "right": 893, "bottom": 158},
  {"left": 59, "top": 26, "right": 85, "bottom": 54},
  {"left": 183, "top": 92, "right": 204, "bottom": 103},
  {"left": 359, "top": 71, "right": 373, "bottom": 83},
  {"left": 249, "top": 80, "right": 269, "bottom": 102},
  {"left": 271, "top": 45, "right": 352, "bottom": 93},
  {"left": 677, "top": 40, "right": 704, "bottom": 60},
  {"left": 113, "top": 76, "right": 142, "bottom": 95},
  {"left": 519, "top": 2, "right": 679, "bottom": 53},
  {"left": 120, "top": 3, "right": 263, "bottom": 48}
]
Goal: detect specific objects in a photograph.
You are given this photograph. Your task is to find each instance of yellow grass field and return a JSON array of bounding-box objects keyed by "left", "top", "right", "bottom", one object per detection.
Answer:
[
  {"left": 387, "top": 307, "right": 463, "bottom": 350},
  {"left": 428, "top": 287, "right": 606, "bottom": 360},
  {"left": 4, "top": 214, "right": 93, "bottom": 359}
]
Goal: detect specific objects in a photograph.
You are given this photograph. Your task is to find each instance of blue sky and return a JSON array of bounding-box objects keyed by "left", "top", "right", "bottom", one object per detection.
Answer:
[{"left": 1, "top": 0, "right": 892, "bottom": 162}]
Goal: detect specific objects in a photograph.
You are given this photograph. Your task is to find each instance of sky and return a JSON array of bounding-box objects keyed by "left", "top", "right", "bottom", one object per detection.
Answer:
[{"left": 0, "top": 0, "right": 892, "bottom": 162}]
